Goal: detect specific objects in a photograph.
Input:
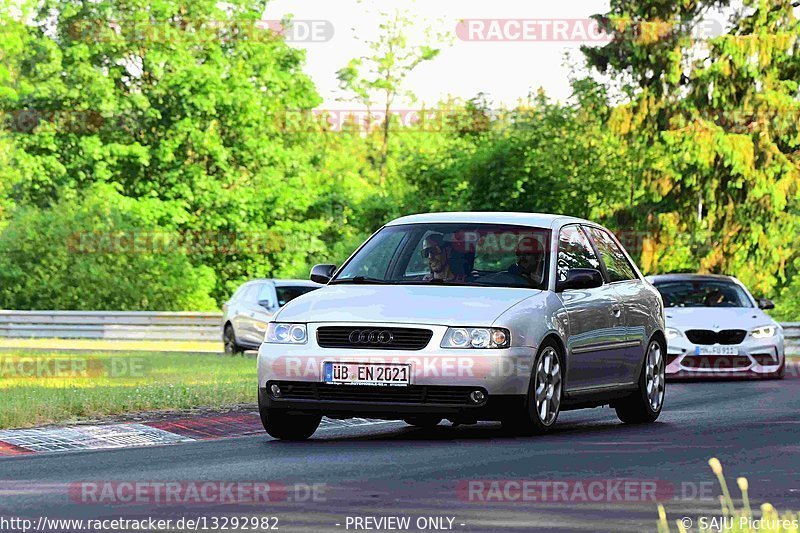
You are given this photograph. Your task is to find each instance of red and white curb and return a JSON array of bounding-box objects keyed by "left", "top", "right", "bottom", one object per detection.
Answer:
[{"left": 0, "top": 414, "right": 392, "bottom": 456}]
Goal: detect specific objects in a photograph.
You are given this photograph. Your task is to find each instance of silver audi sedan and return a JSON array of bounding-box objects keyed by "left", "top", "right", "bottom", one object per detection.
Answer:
[{"left": 257, "top": 213, "right": 666, "bottom": 440}]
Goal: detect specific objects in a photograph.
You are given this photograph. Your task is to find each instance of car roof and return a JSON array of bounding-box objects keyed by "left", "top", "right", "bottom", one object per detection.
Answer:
[
  {"left": 385, "top": 212, "right": 591, "bottom": 229},
  {"left": 647, "top": 273, "right": 740, "bottom": 284},
  {"left": 244, "top": 279, "right": 321, "bottom": 287}
]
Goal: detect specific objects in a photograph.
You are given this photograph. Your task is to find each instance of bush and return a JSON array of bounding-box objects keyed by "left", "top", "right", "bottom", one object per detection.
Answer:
[{"left": 0, "top": 184, "right": 217, "bottom": 310}]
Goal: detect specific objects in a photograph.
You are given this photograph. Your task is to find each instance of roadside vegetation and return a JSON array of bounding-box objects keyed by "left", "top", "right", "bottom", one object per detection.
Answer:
[
  {"left": 658, "top": 458, "right": 800, "bottom": 533},
  {"left": 0, "top": 350, "right": 254, "bottom": 429},
  {"left": 0, "top": 0, "right": 797, "bottom": 317}
]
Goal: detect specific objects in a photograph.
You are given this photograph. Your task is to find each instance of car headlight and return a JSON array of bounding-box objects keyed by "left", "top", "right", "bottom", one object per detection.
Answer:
[
  {"left": 751, "top": 325, "right": 777, "bottom": 339},
  {"left": 265, "top": 323, "right": 307, "bottom": 344},
  {"left": 666, "top": 327, "right": 683, "bottom": 340},
  {"left": 441, "top": 327, "right": 511, "bottom": 349}
]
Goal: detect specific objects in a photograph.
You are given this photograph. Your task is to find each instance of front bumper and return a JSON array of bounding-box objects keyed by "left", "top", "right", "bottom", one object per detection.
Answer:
[
  {"left": 257, "top": 322, "right": 536, "bottom": 415},
  {"left": 259, "top": 385, "right": 525, "bottom": 420},
  {"left": 665, "top": 332, "right": 784, "bottom": 379}
]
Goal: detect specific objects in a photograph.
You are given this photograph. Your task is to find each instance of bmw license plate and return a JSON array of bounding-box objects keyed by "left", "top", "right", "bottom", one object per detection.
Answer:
[
  {"left": 323, "top": 362, "right": 411, "bottom": 386},
  {"left": 695, "top": 346, "right": 738, "bottom": 356}
]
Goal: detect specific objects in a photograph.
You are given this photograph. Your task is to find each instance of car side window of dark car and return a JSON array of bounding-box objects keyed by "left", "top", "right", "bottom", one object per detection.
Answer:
[
  {"left": 557, "top": 225, "right": 602, "bottom": 282},
  {"left": 585, "top": 227, "right": 637, "bottom": 283}
]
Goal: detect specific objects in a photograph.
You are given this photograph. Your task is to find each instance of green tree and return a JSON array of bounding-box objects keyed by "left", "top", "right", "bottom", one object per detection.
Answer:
[
  {"left": 402, "top": 91, "right": 630, "bottom": 221},
  {"left": 0, "top": 183, "right": 217, "bottom": 310},
  {"left": 584, "top": 0, "right": 800, "bottom": 297},
  {"left": 336, "top": 5, "right": 445, "bottom": 183},
  {"left": 0, "top": 0, "right": 329, "bottom": 302}
]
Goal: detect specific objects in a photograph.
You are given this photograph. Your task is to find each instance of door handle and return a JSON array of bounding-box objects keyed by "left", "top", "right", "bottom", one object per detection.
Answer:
[{"left": 611, "top": 306, "right": 622, "bottom": 318}]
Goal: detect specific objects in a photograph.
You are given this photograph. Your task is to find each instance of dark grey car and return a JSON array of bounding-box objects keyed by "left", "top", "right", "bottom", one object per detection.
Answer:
[{"left": 222, "top": 279, "right": 321, "bottom": 353}]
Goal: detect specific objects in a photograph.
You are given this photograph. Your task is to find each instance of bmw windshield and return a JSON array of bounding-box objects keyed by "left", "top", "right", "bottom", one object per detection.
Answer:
[
  {"left": 332, "top": 224, "right": 551, "bottom": 290},
  {"left": 654, "top": 280, "right": 754, "bottom": 308}
]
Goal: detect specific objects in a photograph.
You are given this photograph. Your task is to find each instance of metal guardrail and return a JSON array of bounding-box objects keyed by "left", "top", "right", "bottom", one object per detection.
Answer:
[
  {"left": 784, "top": 323, "right": 800, "bottom": 356},
  {"left": 0, "top": 311, "right": 797, "bottom": 353},
  {"left": 0, "top": 311, "right": 222, "bottom": 341}
]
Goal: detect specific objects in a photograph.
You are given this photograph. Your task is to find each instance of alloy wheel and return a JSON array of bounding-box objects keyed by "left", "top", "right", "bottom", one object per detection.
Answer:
[
  {"left": 645, "top": 341, "right": 665, "bottom": 412},
  {"left": 534, "top": 346, "right": 562, "bottom": 425}
]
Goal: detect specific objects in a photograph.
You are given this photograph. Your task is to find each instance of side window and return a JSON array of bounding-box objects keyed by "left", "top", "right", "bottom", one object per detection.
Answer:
[
  {"left": 557, "top": 226, "right": 601, "bottom": 282},
  {"left": 231, "top": 284, "right": 248, "bottom": 301},
  {"left": 585, "top": 227, "right": 637, "bottom": 283},
  {"left": 241, "top": 284, "right": 260, "bottom": 304},
  {"left": 257, "top": 284, "right": 274, "bottom": 305}
]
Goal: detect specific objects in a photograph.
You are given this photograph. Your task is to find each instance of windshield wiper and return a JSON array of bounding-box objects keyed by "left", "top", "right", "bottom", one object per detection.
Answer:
[{"left": 331, "top": 276, "right": 392, "bottom": 285}]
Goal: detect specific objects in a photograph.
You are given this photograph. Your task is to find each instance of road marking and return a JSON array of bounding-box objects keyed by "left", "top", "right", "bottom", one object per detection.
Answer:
[
  {"left": 0, "top": 424, "right": 192, "bottom": 453},
  {"left": 0, "top": 414, "right": 397, "bottom": 456}
]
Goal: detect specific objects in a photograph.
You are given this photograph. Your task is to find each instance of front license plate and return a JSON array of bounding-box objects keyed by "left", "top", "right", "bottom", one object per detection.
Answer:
[
  {"left": 323, "top": 362, "right": 411, "bottom": 386},
  {"left": 695, "top": 346, "right": 738, "bottom": 356}
]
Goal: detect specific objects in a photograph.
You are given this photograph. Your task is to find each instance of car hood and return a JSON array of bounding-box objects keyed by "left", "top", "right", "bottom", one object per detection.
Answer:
[
  {"left": 274, "top": 285, "right": 542, "bottom": 326},
  {"left": 665, "top": 307, "right": 775, "bottom": 330}
]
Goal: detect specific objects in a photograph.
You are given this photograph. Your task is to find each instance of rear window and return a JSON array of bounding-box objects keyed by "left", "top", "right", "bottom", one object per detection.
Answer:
[{"left": 276, "top": 286, "right": 318, "bottom": 307}]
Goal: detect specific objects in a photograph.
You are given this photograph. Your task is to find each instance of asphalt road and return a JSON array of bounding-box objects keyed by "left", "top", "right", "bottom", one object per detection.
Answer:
[{"left": 2, "top": 372, "right": 799, "bottom": 533}]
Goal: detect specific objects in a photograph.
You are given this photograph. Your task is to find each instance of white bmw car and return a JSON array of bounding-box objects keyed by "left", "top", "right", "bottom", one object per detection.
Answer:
[{"left": 648, "top": 274, "right": 784, "bottom": 379}]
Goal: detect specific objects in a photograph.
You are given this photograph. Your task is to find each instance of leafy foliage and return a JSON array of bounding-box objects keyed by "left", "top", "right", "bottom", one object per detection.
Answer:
[
  {"left": 0, "top": 0, "right": 798, "bottom": 315},
  {"left": 584, "top": 0, "right": 800, "bottom": 297},
  {"left": 0, "top": 184, "right": 217, "bottom": 310}
]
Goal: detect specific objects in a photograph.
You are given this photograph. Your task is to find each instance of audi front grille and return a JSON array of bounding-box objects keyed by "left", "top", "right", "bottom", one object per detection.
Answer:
[
  {"left": 316, "top": 327, "right": 433, "bottom": 350},
  {"left": 685, "top": 329, "right": 747, "bottom": 345}
]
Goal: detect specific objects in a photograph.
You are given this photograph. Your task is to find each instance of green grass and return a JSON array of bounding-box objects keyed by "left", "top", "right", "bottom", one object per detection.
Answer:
[{"left": 0, "top": 350, "right": 255, "bottom": 429}]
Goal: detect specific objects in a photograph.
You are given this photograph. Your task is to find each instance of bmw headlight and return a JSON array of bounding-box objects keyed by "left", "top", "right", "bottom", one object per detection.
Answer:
[
  {"left": 751, "top": 325, "right": 777, "bottom": 339},
  {"left": 441, "top": 327, "right": 511, "bottom": 349},
  {"left": 265, "top": 323, "right": 307, "bottom": 344},
  {"left": 666, "top": 327, "right": 683, "bottom": 340}
]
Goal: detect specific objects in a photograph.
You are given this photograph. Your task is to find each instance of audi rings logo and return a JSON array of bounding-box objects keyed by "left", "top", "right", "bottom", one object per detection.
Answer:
[{"left": 348, "top": 329, "right": 394, "bottom": 345}]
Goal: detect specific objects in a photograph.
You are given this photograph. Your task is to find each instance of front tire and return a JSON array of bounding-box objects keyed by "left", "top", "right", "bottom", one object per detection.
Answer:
[
  {"left": 502, "top": 340, "right": 563, "bottom": 435},
  {"left": 258, "top": 389, "right": 321, "bottom": 440},
  {"left": 223, "top": 324, "right": 244, "bottom": 355},
  {"left": 770, "top": 358, "right": 785, "bottom": 380},
  {"left": 404, "top": 416, "right": 443, "bottom": 428},
  {"left": 615, "top": 338, "right": 665, "bottom": 424}
]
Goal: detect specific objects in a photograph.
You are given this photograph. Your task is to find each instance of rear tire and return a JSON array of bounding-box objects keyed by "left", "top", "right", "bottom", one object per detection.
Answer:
[
  {"left": 223, "top": 324, "right": 244, "bottom": 355},
  {"left": 501, "top": 339, "right": 563, "bottom": 436},
  {"left": 615, "top": 338, "right": 665, "bottom": 424},
  {"left": 404, "top": 416, "right": 442, "bottom": 428}
]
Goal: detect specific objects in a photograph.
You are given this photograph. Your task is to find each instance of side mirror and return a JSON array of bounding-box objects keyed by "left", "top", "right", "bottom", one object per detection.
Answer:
[
  {"left": 757, "top": 298, "right": 775, "bottom": 310},
  {"left": 310, "top": 264, "right": 337, "bottom": 284},
  {"left": 258, "top": 299, "right": 274, "bottom": 310},
  {"left": 556, "top": 268, "right": 604, "bottom": 292}
]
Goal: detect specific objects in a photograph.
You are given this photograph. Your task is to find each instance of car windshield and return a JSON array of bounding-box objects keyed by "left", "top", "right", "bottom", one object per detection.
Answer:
[
  {"left": 333, "top": 223, "right": 551, "bottom": 289},
  {"left": 654, "top": 280, "right": 753, "bottom": 308},
  {"left": 275, "top": 286, "right": 317, "bottom": 307}
]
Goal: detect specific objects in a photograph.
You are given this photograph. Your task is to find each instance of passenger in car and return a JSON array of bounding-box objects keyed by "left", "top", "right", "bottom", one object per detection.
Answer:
[
  {"left": 421, "top": 233, "right": 466, "bottom": 282},
  {"left": 508, "top": 236, "right": 546, "bottom": 287}
]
